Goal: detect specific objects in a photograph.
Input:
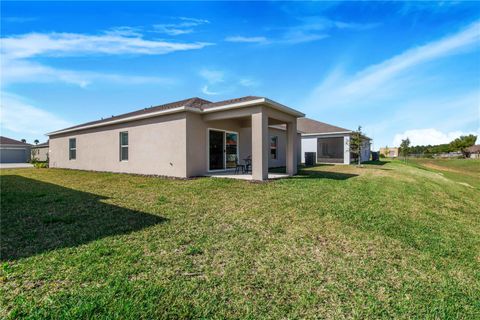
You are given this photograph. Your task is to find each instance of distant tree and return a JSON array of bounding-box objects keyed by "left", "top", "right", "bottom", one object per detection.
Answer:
[
  {"left": 349, "top": 126, "right": 363, "bottom": 166},
  {"left": 400, "top": 138, "right": 411, "bottom": 162},
  {"left": 450, "top": 134, "right": 477, "bottom": 158},
  {"left": 384, "top": 145, "right": 389, "bottom": 157},
  {"left": 34, "top": 139, "right": 39, "bottom": 145},
  {"left": 21, "top": 139, "right": 26, "bottom": 143}
]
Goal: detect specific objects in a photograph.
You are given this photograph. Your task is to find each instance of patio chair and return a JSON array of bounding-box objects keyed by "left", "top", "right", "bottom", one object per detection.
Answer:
[
  {"left": 244, "top": 155, "right": 252, "bottom": 174},
  {"left": 235, "top": 156, "right": 245, "bottom": 174}
]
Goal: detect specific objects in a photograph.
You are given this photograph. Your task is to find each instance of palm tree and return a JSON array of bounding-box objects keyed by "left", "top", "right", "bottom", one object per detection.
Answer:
[
  {"left": 21, "top": 139, "right": 26, "bottom": 143},
  {"left": 34, "top": 139, "right": 39, "bottom": 145}
]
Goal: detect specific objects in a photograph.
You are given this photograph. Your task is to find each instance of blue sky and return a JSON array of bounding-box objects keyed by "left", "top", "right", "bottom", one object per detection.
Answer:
[{"left": 1, "top": 1, "right": 479, "bottom": 148}]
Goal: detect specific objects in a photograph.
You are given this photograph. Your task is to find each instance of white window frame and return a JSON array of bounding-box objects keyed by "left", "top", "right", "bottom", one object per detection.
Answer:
[
  {"left": 69, "top": 138, "right": 76, "bottom": 160},
  {"left": 119, "top": 131, "right": 129, "bottom": 162},
  {"left": 270, "top": 136, "right": 278, "bottom": 160}
]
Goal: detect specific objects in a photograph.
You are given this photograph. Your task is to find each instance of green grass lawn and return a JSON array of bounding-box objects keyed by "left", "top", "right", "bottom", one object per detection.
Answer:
[
  {"left": 1, "top": 161, "right": 479, "bottom": 319},
  {"left": 407, "top": 158, "right": 480, "bottom": 189}
]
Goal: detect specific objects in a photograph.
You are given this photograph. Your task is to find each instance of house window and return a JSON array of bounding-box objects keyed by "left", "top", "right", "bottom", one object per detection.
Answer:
[
  {"left": 120, "top": 131, "right": 128, "bottom": 161},
  {"left": 69, "top": 138, "right": 76, "bottom": 160},
  {"left": 270, "top": 136, "right": 278, "bottom": 160}
]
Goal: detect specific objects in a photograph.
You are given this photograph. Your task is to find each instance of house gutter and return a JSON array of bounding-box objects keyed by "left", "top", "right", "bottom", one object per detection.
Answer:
[{"left": 301, "top": 131, "right": 352, "bottom": 136}]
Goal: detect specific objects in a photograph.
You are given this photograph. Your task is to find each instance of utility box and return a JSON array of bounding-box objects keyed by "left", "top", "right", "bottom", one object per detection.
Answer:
[{"left": 305, "top": 152, "right": 316, "bottom": 166}]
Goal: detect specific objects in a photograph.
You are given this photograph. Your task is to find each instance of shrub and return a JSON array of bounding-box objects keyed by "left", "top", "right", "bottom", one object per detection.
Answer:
[{"left": 34, "top": 162, "right": 48, "bottom": 169}]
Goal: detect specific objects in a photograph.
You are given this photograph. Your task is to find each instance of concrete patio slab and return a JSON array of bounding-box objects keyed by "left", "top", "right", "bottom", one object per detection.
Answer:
[
  {"left": 205, "top": 171, "right": 290, "bottom": 181},
  {"left": 0, "top": 163, "right": 34, "bottom": 169}
]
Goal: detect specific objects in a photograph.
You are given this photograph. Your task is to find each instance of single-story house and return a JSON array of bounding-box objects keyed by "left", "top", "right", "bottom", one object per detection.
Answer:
[
  {"left": 31, "top": 141, "right": 49, "bottom": 162},
  {"left": 379, "top": 147, "right": 399, "bottom": 158},
  {"left": 47, "top": 96, "right": 304, "bottom": 181},
  {"left": 298, "top": 118, "right": 371, "bottom": 164},
  {"left": 466, "top": 145, "right": 480, "bottom": 159},
  {"left": 0, "top": 136, "right": 32, "bottom": 163}
]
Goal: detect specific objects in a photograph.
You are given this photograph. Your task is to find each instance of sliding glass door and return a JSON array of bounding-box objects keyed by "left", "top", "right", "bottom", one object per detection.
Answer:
[
  {"left": 225, "top": 132, "right": 238, "bottom": 169},
  {"left": 209, "top": 130, "right": 225, "bottom": 170},
  {"left": 208, "top": 130, "right": 238, "bottom": 171}
]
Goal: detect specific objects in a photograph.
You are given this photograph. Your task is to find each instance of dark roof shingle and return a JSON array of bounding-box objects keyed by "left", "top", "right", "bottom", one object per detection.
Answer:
[
  {"left": 297, "top": 118, "right": 351, "bottom": 134},
  {"left": 201, "top": 96, "right": 262, "bottom": 109},
  {"left": 467, "top": 145, "right": 480, "bottom": 153},
  {"left": 56, "top": 97, "right": 212, "bottom": 132},
  {"left": 33, "top": 141, "right": 49, "bottom": 147},
  {"left": 0, "top": 136, "right": 31, "bottom": 146}
]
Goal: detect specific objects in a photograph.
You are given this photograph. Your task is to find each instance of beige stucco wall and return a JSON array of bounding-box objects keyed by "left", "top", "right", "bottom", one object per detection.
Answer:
[
  {"left": 186, "top": 112, "right": 292, "bottom": 176},
  {"left": 31, "top": 146, "right": 49, "bottom": 162},
  {"left": 186, "top": 113, "right": 248, "bottom": 177},
  {"left": 49, "top": 104, "right": 301, "bottom": 179},
  {"left": 49, "top": 113, "right": 188, "bottom": 177},
  {"left": 268, "top": 127, "right": 287, "bottom": 168}
]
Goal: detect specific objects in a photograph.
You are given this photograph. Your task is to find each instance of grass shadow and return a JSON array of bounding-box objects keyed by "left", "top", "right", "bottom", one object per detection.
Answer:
[
  {"left": 271, "top": 166, "right": 358, "bottom": 180},
  {"left": 296, "top": 169, "right": 358, "bottom": 180},
  {"left": 362, "top": 160, "right": 389, "bottom": 166},
  {"left": 0, "top": 175, "right": 167, "bottom": 261}
]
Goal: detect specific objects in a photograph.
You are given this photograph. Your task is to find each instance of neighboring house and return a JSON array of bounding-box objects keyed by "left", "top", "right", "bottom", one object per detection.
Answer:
[
  {"left": 47, "top": 96, "right": 304, "bottom": 181},
  {"left": 379, "top": 147, "right": 399, "bottom": 158},
  {"left": 0, "top": 136, "right": 32, "bottom": 163},
  {"left": 466, "top": 145, "right": 480, "bottom": 158},
  {"left": 31, "top": 141, "right": 49, "bottom": 162},
  {"left": 298, "top": 118, "right": 371, "bottom": 164}
]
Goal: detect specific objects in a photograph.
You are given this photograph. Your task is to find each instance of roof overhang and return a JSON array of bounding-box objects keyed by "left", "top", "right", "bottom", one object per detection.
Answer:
[
  {"left": 301, "top": 131, "right": 352, "bottom": 136},
  {"left": 47, "top": 98, "right": 304, "bottom": 136},
  {"left": 202, "top": 98, "right": 304, "bottom": 117}
]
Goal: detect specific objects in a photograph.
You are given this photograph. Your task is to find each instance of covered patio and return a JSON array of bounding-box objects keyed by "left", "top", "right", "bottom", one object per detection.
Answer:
[
  {"left": 199, "top": 99, "right": 304, "bottom": 181},
  {"left": 205, "top": 171, "right": 290, "bottom": 181}
]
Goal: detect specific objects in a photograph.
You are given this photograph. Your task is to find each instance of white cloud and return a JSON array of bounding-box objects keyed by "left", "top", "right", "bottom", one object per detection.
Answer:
[
  {"left": 3, "top": 16, "right": 38, "bottom": 23},
  {"left": 199, "top": 69, "right": 225, "bottom": 95},
  {"left": 225, "top": 36, "right": 268, "bottom": 43},
  {"left": 1, "top": 31, "right": 213, "bottom": 59},
  {"left": 0, "top": 28, "right": 210, "bottom": 87},
  {"left": 199, "top": 69, "right": 225, "bottom": 84},
  {"left": 201, "top": 85, "right": 220, "bottom": 96},
  {"left": 225, "top": 17, "right": 373, "bottom": 46},
  {"left": 392, "top": 128, "right": 479, "bottom": 146},
  {"left": 1, "top": 57, "right": 175, "bottom": 88},
  {"left": 198, "top": 68, "right": 260, "bottom": 95},
  {"left": 307, "top": 20, "right": 480, "bottom": 108},
  {"left": 0, "top": 92, "right": 72, "bottom": 138},
  {"left": 296, "top": 17, "right": 380, "bottom": 32},
  {"left": 104, "top": 26, "right": 143, "bottom": 37},
  {"left": 280, "top": 31, "right": 328, "bottom": 44},
  {"left": 239, "top": 78, "right": 259, "bottom": 87},
  {"left": 153, "top": 17, "right": 210, "bottom": 36}
]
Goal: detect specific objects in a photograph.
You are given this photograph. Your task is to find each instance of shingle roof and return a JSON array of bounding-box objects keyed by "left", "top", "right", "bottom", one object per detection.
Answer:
[
  {"left": 202, "top": 96, "right": 262, "bottom": 109},
  {"left": 48, "top": 96, "right": 303, "bottom": 135},
  {"left": 33, "top": 141, "right": 49, "bottom": 147},
  {"left": 0, "top": 136, "right": 31, "bottom": 146},
  {"left": 297, "top": 118, "right": 351, "bottom": 134},
  {"left": 467, "top": 144, "right": 480, "bottom": 153},
  {"left": 57, "top": 97, "right": 212, "bottom": 132}
]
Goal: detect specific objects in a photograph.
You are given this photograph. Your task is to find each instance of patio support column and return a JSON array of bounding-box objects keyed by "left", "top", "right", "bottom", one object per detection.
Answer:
[
  {"left": 251, "top": 111, "right": 268, "bottom": 181},
  {"left": 343, "top": 136, "right": 350, "bottom": 164},
  {"left": 286, "top": 121, "right": 298, "bottom": 176}
]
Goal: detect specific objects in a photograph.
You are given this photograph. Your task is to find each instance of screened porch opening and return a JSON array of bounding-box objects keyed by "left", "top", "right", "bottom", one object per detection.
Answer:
[{"left": 317, "top": 137, "right": 344, "bottom": 163}]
